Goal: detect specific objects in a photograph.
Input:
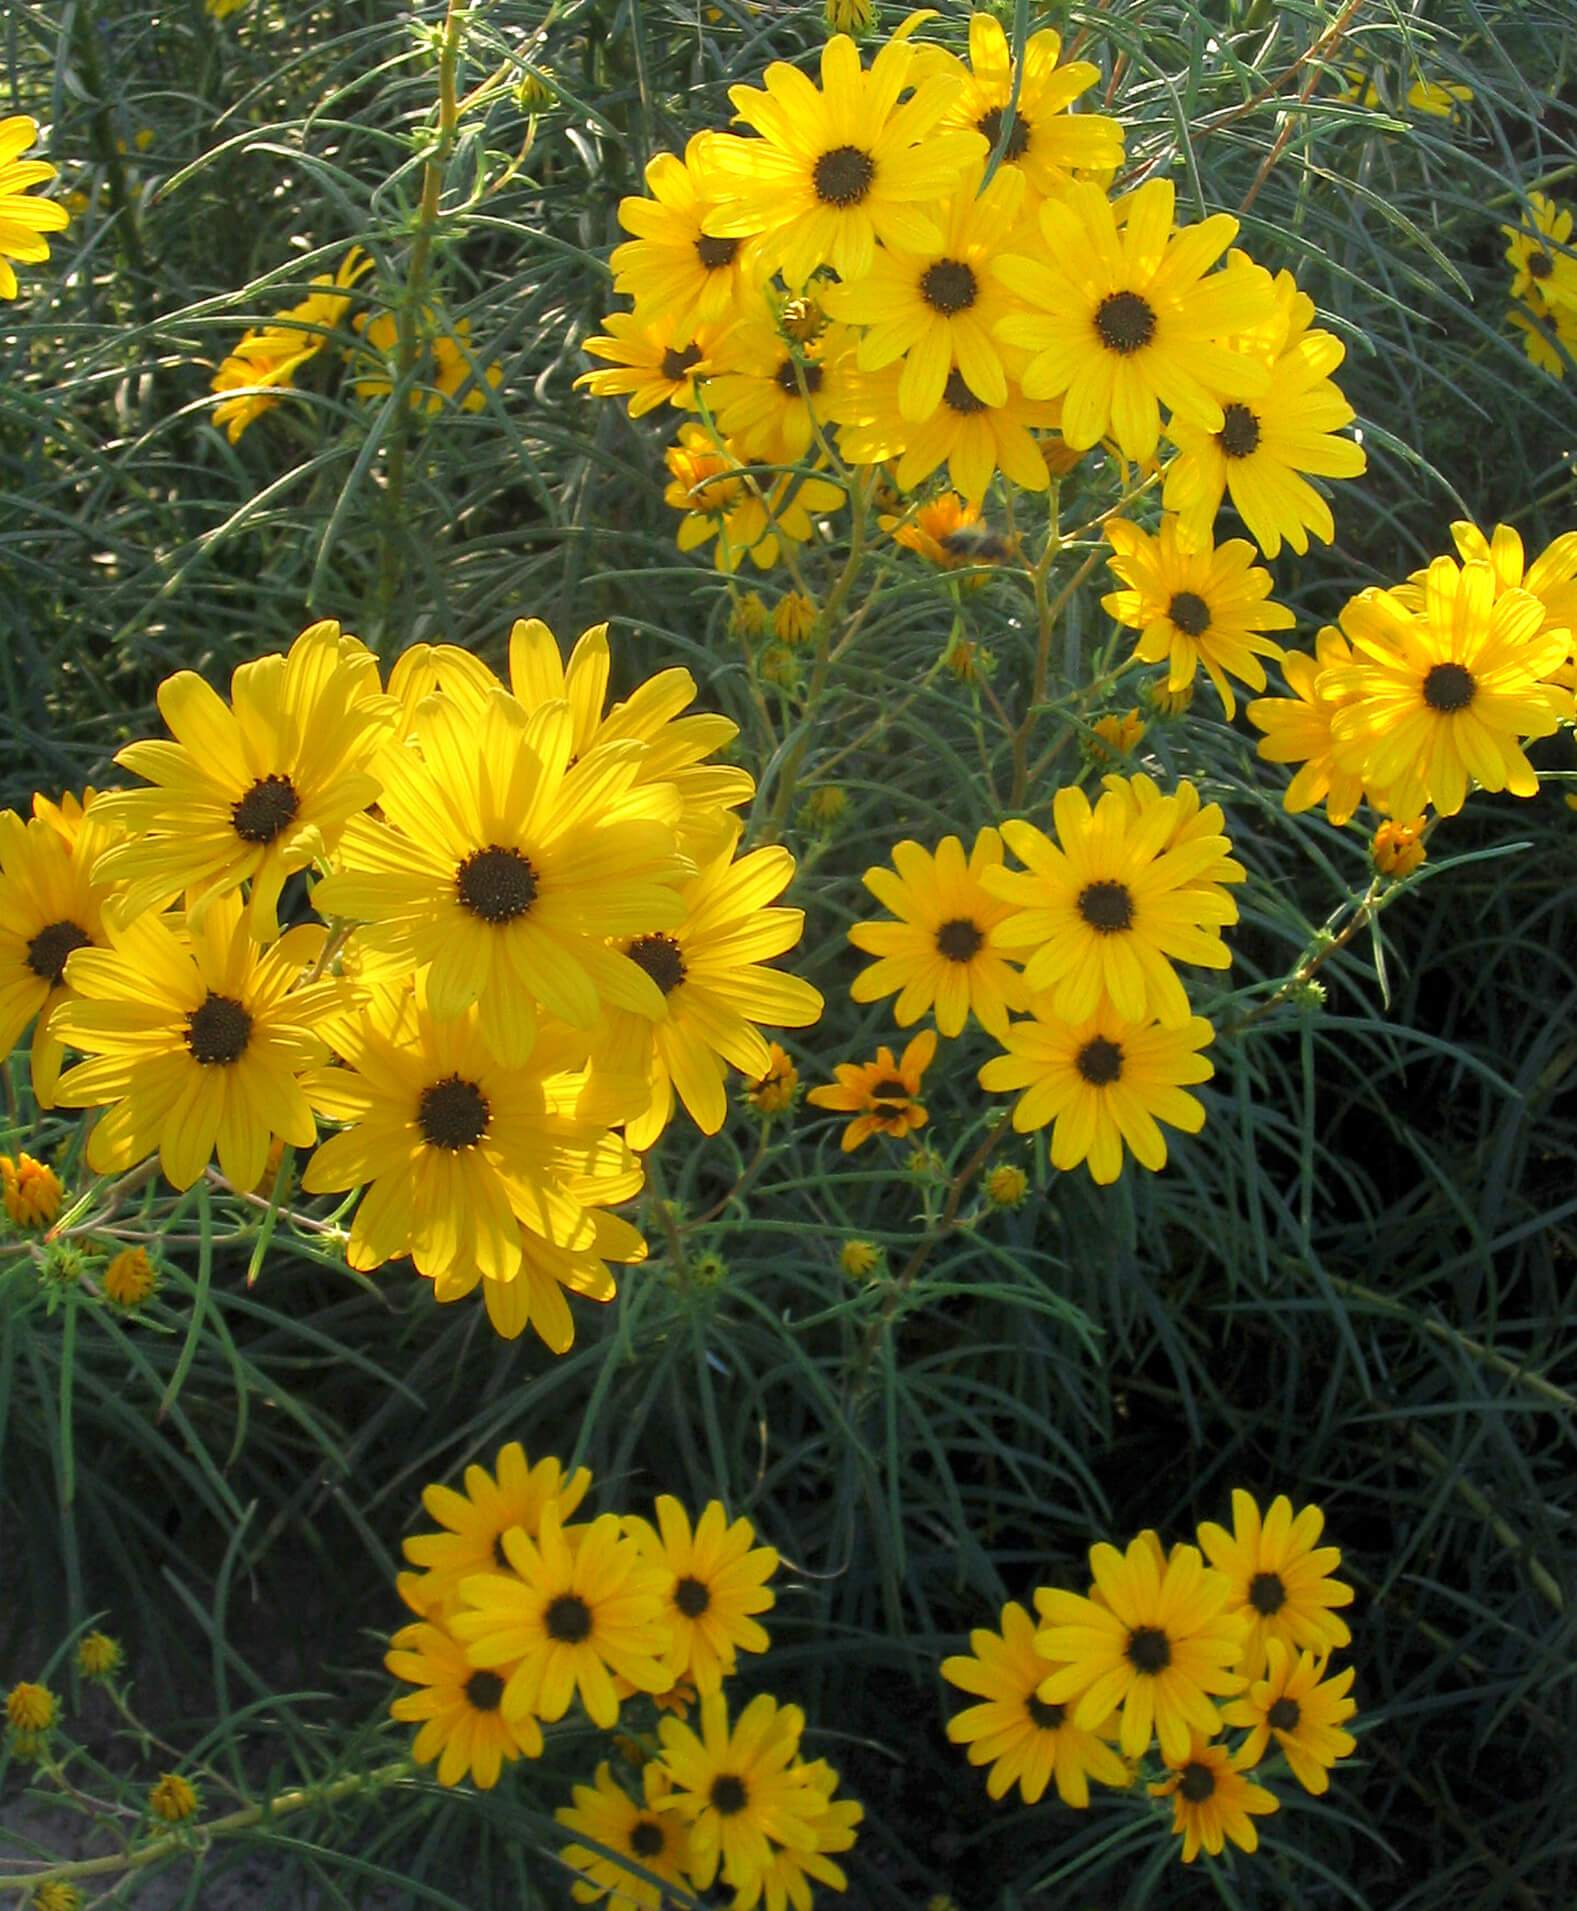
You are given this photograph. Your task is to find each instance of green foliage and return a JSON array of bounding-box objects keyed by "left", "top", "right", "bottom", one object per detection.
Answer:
[{"left": 3, "top": 0, "right": 1577, "bottom": 1904}]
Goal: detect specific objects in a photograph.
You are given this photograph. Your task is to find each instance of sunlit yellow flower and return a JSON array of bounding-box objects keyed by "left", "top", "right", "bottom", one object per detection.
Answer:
[
  {"left": 210, "top": 338, "right": 317, "bottom": 442},
  {"left": 1223, "top": 1638, "right": 1357, "bottom": 1795},
  {"left": 611, "top": 134, "right": 768, "bottom": 332},
  {"left": 401, "top": 1443, "right": 593, "bottom": 1617},
  {"left": 663, "top": 423, "right": 845, "bottom": 571},
  {"left": 556, "top": 1760, "right": 694, "bottom": 1909},
  {"left": 1371, "top": 815, "right": 1427, "bottom": 878},
  {"left": 624, "top": 1496, "right": 778, "bottom": 1695},
  {"left": 576, "top": 308, "right": 724, "bottom": 416},
  {"left": 387, "top": 1614, "right": 544, "bottom": 1787},
  {"left": 882, "top": 493, "right": 1014, "bottom": 580},
  {"left": 807, "top": 1029, "right": 936, "bottom": 1151},
  {"left": 354, "top": 309, "right": 501, "bottom": 413},
  {"left": 1148, "top": 1732, "right": 1277, "bottom": 1863},
  {"left": 1509, "top": 298, "right": 1577, "bottom": 378},
  {"left": 1502, "top": 192, "right": 1577, "bottom": 315},
  {"left": 1089, "top": 709, "right": 1146, "bottom": 762},
  {"left": 745, "top": 1756, "right": 863, "bottom": 1908},
  {"left": 0, "top": 117, "right": 69, "bottom": 301},
  {"left": 1196, "top": 1489, "right": 1354, "bottom": 1678},
  {"left": 101, "top": 1245, "right": 158, "bottom": 1307},
  {"left": 707, "top": 317, "right": 856, "bottom": 464},
  {"left": 1246, "top": 625, "right": 1373, "bottom": 825}
]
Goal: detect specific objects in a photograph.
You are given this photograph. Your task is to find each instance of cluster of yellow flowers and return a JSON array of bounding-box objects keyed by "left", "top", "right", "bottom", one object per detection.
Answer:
[
  {"left": 386, "top": 1442, "right": 860, "bottom": 1906},
  {"left": 943, "top": 1491, "right": 1358, "bottom": 1865},
  {"left": 208, "top": 244, "right": 500, "bottom": 444},
  {"left": 1504, "top": 192, "right": 1577, "bottom": 377},
  {"left": 0, "top": 618, "right": 822, "bottom": 1344},
  {"left": 0, "top": 116, "right": 68, "bottom": 300}
]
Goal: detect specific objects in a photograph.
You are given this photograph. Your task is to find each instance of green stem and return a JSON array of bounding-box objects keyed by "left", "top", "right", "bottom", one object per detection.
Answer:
[{"left": 69, "top": 0, "right": 155, "bottom": 322}]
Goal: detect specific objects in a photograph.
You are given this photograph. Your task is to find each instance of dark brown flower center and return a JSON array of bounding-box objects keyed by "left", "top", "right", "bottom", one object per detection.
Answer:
[
  {"left": 920, "top": 259, "right": 978, "bottom": 315},
  {"left": 26, "top": 919, "right": 92, "bottom": 986},
  {"left": 977, "top": 105, "right": 1031, "bottom": 160},
  {"left": 1422, "top": 661, "right": 1475, "bottom": 712},
  {"left": 627, "top": 932, "right": 686, "bottom": 994},
  {"left": 231, "top": 773, "right": 300, "bottom": 845},
  {"left": 1267, "top": 1696, "right": 1301, "bottom": 1732},
  {"left": 1179, "top": 1760, "right": 1216, "bottom": 1803},
  {"left": 185, "top": 992, "right": 253, "bottom": 1065},
  {"left": 1026, "top": 1695, "right": 1065, "bottom": 1729},
  {"left": 464, "top": 1670, "right": 505, "bottom": 1712},
  {"left": 1094, "top": 290, "right": 1157, "bottom": 355},
  {"left": 942, "top": 368, "right": 987, "bottom": 414},
  {"left": 1249, "top": 1569, "right": 1287, "bottom": 1614},
  {"left": 1529, "top": 250, "right": 1554, "bottom": 279},
  {"left": 661, "top": 342, "right": 703, "bottom": 380},
  {"left": 1169, "top": 590, "right": 1212, "bottom": 637},
  {"left": 1076, "top": 1036, "right": 1124, "bottom": 1087},
  {"left": 456, "top": 845, "right": 538, "bottom": 923},
  {"left": 1126, "top": 1624, "right": 1171, "bottom": 1673},
  {"left": 1077, "top": 879, "right": 1134, "bottom": 934},
  {"left": 710, "top": 1774, "right": 749, "bottom": 1815},
  {"left": 936, "top": 916, "right": 984, "bottom": 962},
  {"left": 544, "top": 1593, "right": 593, "bottom": 1643},
  {"left": 813, "top": 144, "right": 876, "bottom": 207},
  {"left": 630, "top": 1818, "right": 666, "bottom": 1857},
  {"left": 774, "top": 357, "right": 824, "bottom": 396},
  {"left": 418, "top": 1074, "right": 491, "bottom": 1151},
  {"left": 695, "top": 233, "right": 741, "bottom": 271},
  {"left": 869, "top": 1077, "right": 911, "bottom": 1104},
  {"left": 1218, "top": 402, "right": 1261, "bottom": 458},
  {"left": 674, "top": 1575, "right": 711, "bottom": 1617}
]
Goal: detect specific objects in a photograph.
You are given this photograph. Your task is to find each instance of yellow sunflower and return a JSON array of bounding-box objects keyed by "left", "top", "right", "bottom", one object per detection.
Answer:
[
  {"left": 354, "top": 309, "right": 501, "bottom": 414},
  {"left": 210, "top": 336, "right": 318, "bottom": 443},
  {"left": 300, "top": 991, "right": 640, "bottom": 1284},
  {"left": 1148, "top": 1732, "right": 1278, "bottom": 1864},
  {"left": 806, "top": 1029, "right": 936, "bottom": 1152},
  {"left": 706, "top": 317, "right": 856, "bottom": 464},
  {"left": 848, "top": 829, "right": 1027, "bottom": 1039},
  {"left": 0, "top": 792, "right": 123, "bottom": 1106},
  {"left": 401, "top": 1443, "right": 593, "bottom": 1616},
  {"left": 919, "top": 14, "right": 1125, "bottom": 207},
  {"left": 1321, "top": 560, "right": 1573, "bottom": 817},
  {"left": 453, "top": 1503, "right": 674, "bottom": 1728},
  {"left": 980, "top": 1002, "right": 1214, "bottom": 1185},
  {"left": 1509, "top": 297, "right": 1577, "bottom": 378},
  {"left": 663, "top": 423, "right": 845, "bottom": 571},
  {"left": 1401, "top": 520, "right": 1577, "bottom": 684},
  {"left": 586, "top": 824, "right": 823, "bottom": 1150},
  {"left": 1245, "top": 624, "right": 1373, "bottom": 825},
  {"left": 1102, "top": 516, "right": 1294, "bottom": 719},
  {"left": 575, "top": 308, "right": 723, "bottom": 416},
  {"left": 821, "top": 159, "right": 1027, "bottom": 420},
  {"left": 1502, "top": 192, "right": 1577, "bottom": 313},
  {"left": 653, "top": 1691, "right": 823, "bottom": 1899},
  {"left": 312, "top": 689, "right": 689, "bottom": 1065},
  {"left": 741, "top": 1758, "right": 863, "bottom": 1909},
  {"left": 1034, "top": 1534, "right": 1247, "bottom": 1761},
  {"left": 942, "top": 1600, "right": 1129, "bottom": 1806},
  {"left": 556, "top": 1760, "right": 695, "bottom": 1910},
  {"left": 984, "top": 782, "right": 1239, "bottom": 1027},
  {"left": 440, "top": 1209, "right": 648, "bottom": 1351},
  {"left": 993, "top": 179, "right": 1271, "bottom": 461},
  {"left": 1222, "top": 1638, "right": 1357, "bottom": 1796},
  {"left": 623, "top": 1497, "right": 779, "bottom": 1697},
  {"left": 611, "top": 133, "right": 768, "bottom": 331},
  {"left": 53, "top": 892, "right": 338, "bottom": 1192},
  {"left": 92, "top": 621, "right": 393, "bottom": 941},
  {"left": 1196, "top": 1489, "right": 1354, "bottom": 1678},
  {"left": 0, "top": 116, "right": 68, "bottom": 300},
  {"left": 700, "top": 33, "right": 988, "bottom": 290},
  {"left": 386, "top": 1615, "right": 543, "bottom": 1788},
  {"left": 1163, "top": 265, "right": 1367, "bottom": 558}
]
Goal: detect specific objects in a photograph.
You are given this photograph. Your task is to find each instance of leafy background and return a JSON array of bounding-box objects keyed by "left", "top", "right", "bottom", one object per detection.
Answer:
[{"left": 3, "top": 0, "right": 1576, "bottom": 1903}]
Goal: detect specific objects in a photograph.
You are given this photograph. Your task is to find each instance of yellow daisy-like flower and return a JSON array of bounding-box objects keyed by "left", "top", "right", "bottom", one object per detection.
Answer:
[
  {"left": 1406, "top": 520, "right": 1577, "bottom": 684},
  {"left": 772, "top": 591, "right": 818, "bottom": 646},
  {"left": 700, "top": 33, "right": 988, "bottom": 290},
  {"left": 663, "top": 422, "right": 845, "bottom": 571},
  {"left": 653, "top": 1691, "right": 824, "bottom": 1897},
  {"left": 556, "top": 1760, "right": 694, "bottom": 1910},
  {"left": 246, "top": 246, "right": 374, "bottom": 360},
  {"left": 1245, "top": 625, "right": 1373, "bottom": 825},
  {"left": 611, "top": 134, "right": 768, "bottom": 332},
  {"left": 985, "top": 1161, "right": 1029, "bottom": 1206},
  {"left": 575, "top": 308, "right": 722, "bottom": 417},
  {"left": 588, "top": 824, "right": 824, "bottom": 1150},
  {"left": 32, "top": 1883, "right": 82, "bottom": 1911},
  {"left": 401, "top": 1443, "right": 593, "bottom": 1616},
  {"left": 1196, "top": 1489, "right": 1355, "bottom": 1678},
  {"left": 1089, "top": 709, "right": 1146, "bottom": 762},
  {"left": 1222, "top": 1638, "right": 1357, "bottom": 1796},
  {"left": 942, "top": 1600, "right": 1129, "bottom": 1806},
  {"left": 1371, "top": 814, "right": 1427, "bottom": 878},
  {"left": 101, "top": 1245, "right": 159, "bottom": 1307},
  {"left": 54, "top": 895, "right": 337, "bottom": 1192},
  {"left": 706, "top": 318, "right": 856, "bottom": 465},
  {"left": 453, "top": 1503, "right": 674, "bottom": 1729},
  {"left": 994, "top": 179, "right": 1271, "bottom": 462},
  {"left": 1502, "top": 192, "right": 1577, "bottom": 313},
  {"left": 984, "top": 783, "right": 1239, "bottom": 1027},
  {"left": 354, "top": 309, "right": 501, "bottom": 414},
  {"left": 848, "top": 829, "right": 1028, "bottom": 1040},
  {"left": 840, "top": 1238, "right": 880, "bottom": 1278},
  {"left": 147, "top": 1773, "right": 200, "bottom": 1823},
  {"left": 210, "top": 337, "right": 318, "bottom": 443},
  {"left": 806, "top": 1029, "right": 936, "bottom": 1152},
  {"left": 1148, "top": 1732, "right": 1278, "bottom": 1864},
  {"left": 1162, "top": 266, "right": 1367, "bottom": 558},
  {"left": 834, "top": 359, "right": 1064, "bottom": 504},
  {"left": 5, "top": 1682, "right": 56, "bottom": 1733},
  {"left": 312, "top": 691, "right": 688, "bottom": 1065},
  {"left": 0, "top": 791, "right": 128, "bottom": 1104},
  {"left": 822, "top": 159, "right": 1027, "bottom": 421},
  {"left": 75, "top": 1632, "right": 122, "bottom": 1680},
  {"left": 92, "top": 622, "right": 392, "bottom": 942},
  {"left": 882, "top": 492, "right": 1014, "bottom": 579},
  {"left": 438, "top": 1207, "right": 647, "bottom": 1351},
  {"left": 747, "top": 1042, "right": 799, "bottom": 1115},
  {"left": 1509, "top": 297, "right": 1577, "bottom": 378},
  {"left": 1321, "top": 560, "right": 1573, "bottom": 818},
  {"left": 1034, "top": 1535, "right": 1247, "bottom": 1761},
  {"left": 0, "top": 117, "right": 68, "bottom": 301},
  {"left": 624, "top": 1497, "right": 779, "bottom": 1697},
  {"left": 742, "top": 1757, "right": 863, "bottom": 1909},
  {"left": 921, "top": 14, "right": 1125, "bottom": 207},
  {"left": 1102, "top": 516, "right": 1294, "bottom": 720},
  {"left": 981, "top": 1002, "right": 1213, "bottom": 1185},
  {"left": 387, "top": 1615, "right": 544, "bottom": 1787},
  {"left": 301, "top": 993, "right": 639, "bottom": 1285}
]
